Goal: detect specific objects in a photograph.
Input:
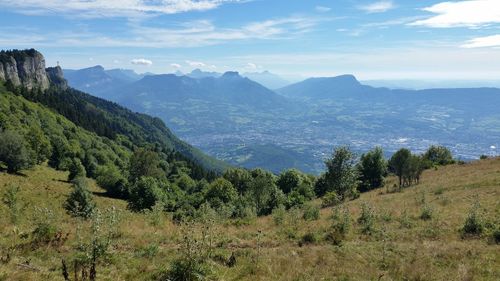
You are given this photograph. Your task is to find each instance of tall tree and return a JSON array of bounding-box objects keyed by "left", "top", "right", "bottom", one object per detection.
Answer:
[
  {"left": 423, "top": 145, "right": 454, "bottom": 166},
  {"left": 357, "top": 147, "right": 387, "bottom": 192},
  {"left": 129, "top": 148, "right": 164, "bottom": 182},
  {"left": 323, "top": 146, "right": 359, "bottom": 200},
  {"left": 389, "top": 148, "right": 411, "bottom": 188}
]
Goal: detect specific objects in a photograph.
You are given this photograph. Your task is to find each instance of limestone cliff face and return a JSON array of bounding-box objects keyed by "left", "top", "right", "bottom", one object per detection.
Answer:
[
  {"left": 0, "top": 49, "right": 51, "bottom": 91},
  {"left": 46, "top": 66, "right": 68, "bottom": 89}
]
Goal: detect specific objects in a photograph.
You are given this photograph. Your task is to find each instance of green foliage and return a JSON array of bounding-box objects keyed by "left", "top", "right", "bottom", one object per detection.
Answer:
[
  {"left": 68, "top": 158, "right": 86, "bottom": 181},
  {"left": 272, "top": 205, "right": 287, "bottom": 226},
  {"left": 389, "top": 148, "right": 411, "bottom": 188},
  {"left": 327, "top": 207, "right": 351, "bottom": 245},
  {"left": 0, "top": 130, "right": 32, "bottom": 173},
  {"left": 129, "top": 148, "right": 164, "bottom": 182},
  {"left": 31, "top": 207, "right": 58, "bottom": 245},
  {"left": 128, "top": 177, "right": 167, "bottom": 211},
  {"left": 358, "top": 202, "right": 376, "bottom": 235},
  {"left": 320, "top": 146, "right": 359, "bottom": 200},
  {"left": 203, "top": 178, "right": 238, "bottom": 211},
  {"left": 65, "top": 177, "right": 96, "bottom": 219},
  {"left": 321, "top": 191, "right": 340, "bottom": 208},
  {"left": 247, "top": 169, "right": 285, "bottom": 216},
  {"left": 302, "top": 204, "right": 320, "bottom": 221},
  {"left": 398, "top": 208, "right": 414, "bottom": 229},
  {"left": 357, "top": 147, "right": 387, "bottom": 192},
  {"left": 423, "top": 145, "right": 454, "bottom": 166},
  {"left": 277, "top": 169, "right": 302, "bottom": 194},
  {"left": 300, "top": 232, "right": 320, "bottom": 245},
  {"left": 2, "top": 184, "right": 22, "bottom": 224},
  {"left": 223, "top": 168, "right": 252, "bottom": 194},
  {"left": 461, "top": 200, "right": 484, "bottom": 238},
  {"left": 96, "top": 164, "right": 128, "bottom": 198},
  {"left": 420, "top": 203, "right": 434, "bottom": 221}
]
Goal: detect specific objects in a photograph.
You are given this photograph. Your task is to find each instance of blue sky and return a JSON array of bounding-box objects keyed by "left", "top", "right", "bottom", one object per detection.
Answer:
[{"left": 0, "top": 0, "right": 499, "bottom": 80}]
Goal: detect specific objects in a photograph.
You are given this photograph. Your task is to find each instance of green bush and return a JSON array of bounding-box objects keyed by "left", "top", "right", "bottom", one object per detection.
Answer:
[
  {"left": 358, "top": 202, "right": 376, "bottom": 235},
  {"left": 302, "top": 204, "right": 320, "bottom": 221},
  {"left": 326, "top": 207, "right": 351, "bottom": 246},
  {"left": 461, "top": 201, "right": 484, "bottom": 238},
  {"left": 420, "top": 203, "right": 434, "bottom": 221},
  {"left": 65, "top": 177, "right": 96, "bottom": 219},
  {"left": 321, "top": 191, "right": 340, "bottom": 208},
  {"left": 299, "top": 232, "right": 319, "bottom": 246},
  {"left": 0, "top": 130, "right": 33, "bottom": 173},
  {"left": 67, "top": 158, "right": 86, "bottom": 181},
  {"left": 272, "top": 205, "right": 287, "bottom": 226},
  {"left": 2, "top": 184, "right": 22, "bottom": 224},
  {"left": 31, "top": 207, "right": 58, "bottom": 245}
]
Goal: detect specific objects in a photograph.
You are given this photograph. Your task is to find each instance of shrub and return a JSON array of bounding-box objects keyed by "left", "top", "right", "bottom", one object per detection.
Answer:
[
  {"left": 398, "top": 208, "right": 414, "bottom": 229},
  {"left": 326, "top": 207, "right": 351, "bottom": 246},
  {"left": 31, "top": 207, "right": 58, "bottom": 246},
  {"left": 2, "top": 184, "right": 22, "bottom": 224},
  {"left": 358, "top": 202, "right": 376, "bottom": 235},
  {"left": 299, "top": 232, "right": 319, "bottom": 246},
  {"left": 479, "top": 155, "right": 488, "bottom": 160},
  {"left": 420, "top": 203, "right": 434, "bottom": 221},
  {"left": 272, "top": 205, "right": 287, "bottom": 226},
  {"left": 128, "top": 177, "right": 167, "bottom": 211},
  {"left": 65, "top": 177, "right": 96, "bottom": 219},
  {"left": 461, "top": 201, "right": 484, "bottom": 238},
  {"left": 0, "top": 130, "right": 32, "bottom": 173},
  {"left": 302, "top": 204, "right": 320, "bottom": 221},
  {"left": 96, "top": 164, "right": 128, "bottom": 198},
  {"left": 322, "top": 191, "right": 340, "bottom": 208},
  {"left": 68, "top": 158, "right": 86, "bottom": 181}
]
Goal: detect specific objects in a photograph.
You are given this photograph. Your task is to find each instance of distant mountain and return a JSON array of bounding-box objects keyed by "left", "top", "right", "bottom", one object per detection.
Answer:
[
  {"left": 112, "top": 71, "right": 292, "bottom": 111},
  {"left": 277, "top": 74, "right": 382, "bottom": 99},
  {"left": 186, "top": 69, "right": 221, "bottom": 79},
  {"left": 243, "top": 71, "right": 290, "bottom": 89},
  {"left": 106, "top": 68, "right": 144, "bottom": 83}
]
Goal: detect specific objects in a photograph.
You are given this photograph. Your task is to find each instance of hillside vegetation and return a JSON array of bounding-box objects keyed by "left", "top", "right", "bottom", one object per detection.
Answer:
[{"left": 1, "top": 158, "right": 498, "bottom": 280}]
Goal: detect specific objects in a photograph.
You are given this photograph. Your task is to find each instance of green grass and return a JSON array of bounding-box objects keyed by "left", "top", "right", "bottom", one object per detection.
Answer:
[{"left": 1, "top": 158, "right": 499, "bottom": 280}]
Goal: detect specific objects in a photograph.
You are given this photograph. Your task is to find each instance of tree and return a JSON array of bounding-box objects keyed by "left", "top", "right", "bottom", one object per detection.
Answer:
[
  {"left": 389, "top": 148, "right": 411, "bottom": 188},
  {"left": 65, "top": 177, "right": 96, "bottom": 219},
  {"left": 128, "top": 177, "right": 167, "bottom": 211},
  {"left": 406, "top": 155, "right": 425, "bottom": 185},
  {"left": 277, "top": 169, "right": 302, "bottom": 194},
  {"left": 423, "top": 145, "right": 454, "bottom": 166},
  {"left": 247, "top": 169, "right": 283, "bottom": 216},
  {"left": 68, "top": 158, "right": 86, "bottom": 181},
  {"left": 357, "top": 147, "right": 387, "bottom": 192},
  {"left": 223, "top": 168, "right": 252, "bottom": 195},
  {"left": 128, "top": 148, "right": 164, "bottom": 182},
  {"left": 322, "top": 146, "right": 359, "bottom": 200},
  {"left": 0, "top": 130, "right": 32, "bottom": 173},
  {"left": 96, "top": 164, "right": 128, "bottom": 198},
  {"left": 25, "top": 125, "right": 52, "bottom": 164},
  {"left": 203, "top": 178, "right": 238, "bottom": 210}
]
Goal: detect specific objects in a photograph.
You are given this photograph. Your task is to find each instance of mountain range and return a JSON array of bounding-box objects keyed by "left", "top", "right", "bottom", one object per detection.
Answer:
[{"left": 62, "top": 65, "right": 500, "bottom": 174}]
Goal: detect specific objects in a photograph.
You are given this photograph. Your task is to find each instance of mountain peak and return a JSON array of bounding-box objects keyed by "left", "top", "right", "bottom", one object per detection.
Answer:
[{"left": 221, "top": 71, "right": 240, "bottom": 78}]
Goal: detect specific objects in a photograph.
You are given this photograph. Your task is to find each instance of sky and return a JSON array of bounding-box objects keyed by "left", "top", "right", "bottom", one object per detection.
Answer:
[{"left": 0, "top": 0, "right": 499, "bottom": 80}]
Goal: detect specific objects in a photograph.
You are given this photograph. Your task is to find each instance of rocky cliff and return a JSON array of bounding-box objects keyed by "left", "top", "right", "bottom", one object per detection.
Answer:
[{"left": 0, "top": 49, "right": 55, "bottom": 91}]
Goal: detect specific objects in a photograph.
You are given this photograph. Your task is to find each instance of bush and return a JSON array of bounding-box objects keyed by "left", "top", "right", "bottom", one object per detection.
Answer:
[
  {"left": 2, "top": 184, "right": 22, "bottom": 224},
  {"left": 272, "top": 205, "right": 287, "bottom": 226},
  {"left": 461, "top": 201, "right": 484, "bottom": 238},
  {"left": 128, "top": 177, "right": 167, "bottom": 211},
  {"left": 479, "top": 155, "right": 488, "bottom": 160},
  {"left": 96, "top": 164, "right": 128, "bottom": 198},
  {"left": 302, "top": 204, "right": 320, "bottom": 221},
  {"left": 0, "top": 130, "right": 32, "bottom": 173},
  {"left": 299, "top": 232, "right": 319, "bottom": 246},
  {"left": 420, "top": 203, "right": 434, "bottom": 221},
  {"left": 358, "top": 202, "right": 376, "bottom": 235},
  {"left": 65, "top": 177, "right": 96, "bottom": 219},
  {"left": 321, "top": 191, "right": 340, "bottom": 208},
  {"left": 31, "top": 207, "right": 58, "bottom": 246},
  {"left": 326, "top": 207, "right": 351, "bottom": 246},
  {"left": 68, "top": 158, "right": 86, "bottom": 181},
  {"left": 398, "top": 208, "right": 414, "bottom": 229}
]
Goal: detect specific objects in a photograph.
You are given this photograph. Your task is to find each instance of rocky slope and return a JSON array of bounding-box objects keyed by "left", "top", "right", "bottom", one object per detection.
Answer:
[{"left": 0, "top": 49, "right": 53, "bottom": 90}]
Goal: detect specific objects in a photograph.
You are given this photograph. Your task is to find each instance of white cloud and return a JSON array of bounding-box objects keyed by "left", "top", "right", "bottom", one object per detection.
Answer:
[
  {"left": 0, "top": 0, "right": 243, "bottom": 18},
  {"left": 315, "top": 6, "right": 331, "bottom": 13},
  {"left": 411, "top": 0, "right": 500, "bottom": 28},
  {"left": 358, "top": 1, "right": 395, "bottom": 14},
  {"left": 186, "top": 60, "right": 206, "bottom": 67},
  {"left": 245, "top": 62, "right": 259, "bottom": 70},
  {"left": 462, "top": 34, "right": 500, "bottom": 48},
  {"left": 170, "top": 63, "right": 182, "bottom": 69},
  {"left": 131, "top": 58, "right": 152, "bottom": 66}
]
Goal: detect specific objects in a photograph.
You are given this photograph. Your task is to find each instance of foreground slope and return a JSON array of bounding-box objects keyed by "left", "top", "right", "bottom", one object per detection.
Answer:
[{"left": 1, "top": 158, "right": 498, "bottom": 280}]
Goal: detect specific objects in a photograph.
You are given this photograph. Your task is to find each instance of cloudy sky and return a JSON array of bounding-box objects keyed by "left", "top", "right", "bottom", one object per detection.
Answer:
[{"left": 0, "top": 0, "right": 499, "bottom": 80}]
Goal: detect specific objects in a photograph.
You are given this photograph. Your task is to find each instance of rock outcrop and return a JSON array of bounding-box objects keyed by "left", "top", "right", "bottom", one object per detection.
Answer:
[
  {"left": 46, "top": 66, "right": 68, "bottom": 89},
  {"left": 0, "top": 49, "right": 51, "bottom": 91}
]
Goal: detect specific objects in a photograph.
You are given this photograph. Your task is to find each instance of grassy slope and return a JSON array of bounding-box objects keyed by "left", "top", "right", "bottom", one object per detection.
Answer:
[{"left": 1, "top": 158, "right": 499, "bottom": 280}]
